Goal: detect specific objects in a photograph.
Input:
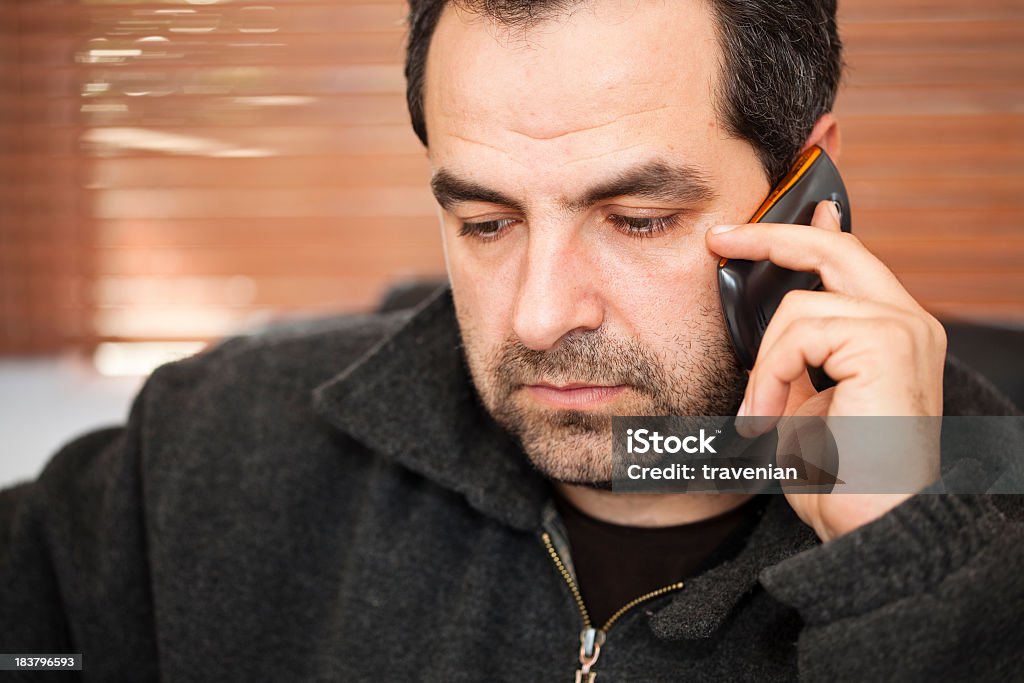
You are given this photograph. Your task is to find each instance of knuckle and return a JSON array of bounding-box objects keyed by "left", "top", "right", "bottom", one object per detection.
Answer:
[
  {"left": 776, "top": 289, "right": 813, "bottom": 317},
  {"left": 836, "top": 231, "right": 868, "bottom": 259},
  {"left": 887, "top": 318, "right": 917, "bottom": 349},
  {"left": 839, "top": 230, "right": 863, "bottom": 248},
  {"left": 906, "top": 313, "right": 932, "bottom": 340},
  {"left": 908, "top": 311, "right": 946, "bottom": 351},
  {"left": 788, "top": 316, "right": 832, "bottom": 348},
  {"left": 928, "top": 316, "right": 948, "bottom": 353},
  {"left": 762, "top": 315, "right": 807, "bottom": 356}
]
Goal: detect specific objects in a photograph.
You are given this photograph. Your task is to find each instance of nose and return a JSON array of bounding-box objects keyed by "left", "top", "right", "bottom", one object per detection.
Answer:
[{"left": 511, "top": 227, "right": 604, "bottom": 350}]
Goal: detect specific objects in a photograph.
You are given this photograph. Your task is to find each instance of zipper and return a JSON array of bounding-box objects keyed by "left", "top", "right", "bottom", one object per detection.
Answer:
[{"left": 541, "top": 531, "right": 685, "bottom": 682}]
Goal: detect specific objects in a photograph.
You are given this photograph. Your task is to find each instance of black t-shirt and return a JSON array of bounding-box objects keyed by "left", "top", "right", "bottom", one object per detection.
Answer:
[{"left": 552, "top": 491, "right": 768, "bottom": 628}]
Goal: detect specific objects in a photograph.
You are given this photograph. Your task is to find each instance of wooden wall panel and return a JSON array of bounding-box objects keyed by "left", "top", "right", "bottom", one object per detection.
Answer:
[
  {"left": 1, "top": 0, "right": 1021, "bottom": 355},
  {"left": 834, "top": 5, "right": 1024, "bottom": 324}
]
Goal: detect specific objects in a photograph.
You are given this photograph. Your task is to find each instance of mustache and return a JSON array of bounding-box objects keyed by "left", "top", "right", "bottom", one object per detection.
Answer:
[{"left": 491, "top": 330, "right": 669, "bottom": 398}]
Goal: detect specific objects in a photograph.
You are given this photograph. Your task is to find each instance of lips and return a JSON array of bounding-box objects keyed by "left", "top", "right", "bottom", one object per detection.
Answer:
[{"left": 524, "top": 382, "right": 628, "bottom": 409}]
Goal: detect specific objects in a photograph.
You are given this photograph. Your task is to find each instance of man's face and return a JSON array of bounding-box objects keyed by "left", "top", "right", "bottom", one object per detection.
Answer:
[{"left": 423, "top": 0, "right": 769, "bottom": 487}]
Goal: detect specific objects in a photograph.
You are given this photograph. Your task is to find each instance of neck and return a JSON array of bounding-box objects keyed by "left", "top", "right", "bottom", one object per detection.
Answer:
[{"left": 555, "top": 485, "right": 755, "bottom": 527}]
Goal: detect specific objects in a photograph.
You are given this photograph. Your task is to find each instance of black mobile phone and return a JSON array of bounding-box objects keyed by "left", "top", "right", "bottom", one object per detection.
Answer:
[{"left": 717, "top": 145, "right": 852, "bottom": 391}]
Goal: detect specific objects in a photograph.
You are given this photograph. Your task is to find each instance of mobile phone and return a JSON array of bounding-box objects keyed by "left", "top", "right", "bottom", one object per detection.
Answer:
[{"left": 717, "top": 145, "right": 852, "bottom": 391}]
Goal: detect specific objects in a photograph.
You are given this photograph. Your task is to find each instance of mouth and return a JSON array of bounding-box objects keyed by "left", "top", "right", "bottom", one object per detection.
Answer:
[{"left": 523, "top": 382, "right": 629, "bottom": 410}]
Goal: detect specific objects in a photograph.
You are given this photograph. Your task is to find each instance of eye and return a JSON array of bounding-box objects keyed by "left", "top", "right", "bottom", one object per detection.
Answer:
[
  {"left": 607, "top": 214, "right": 681, "bottom": 238},
  {"left": 457, "top": 218, "right": 517, "bottom": 242}
]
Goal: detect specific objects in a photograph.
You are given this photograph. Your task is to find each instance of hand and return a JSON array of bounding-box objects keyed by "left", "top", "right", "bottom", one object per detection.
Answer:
[{"left": 705, "top": 200, "right": 946, "bottom": 541}]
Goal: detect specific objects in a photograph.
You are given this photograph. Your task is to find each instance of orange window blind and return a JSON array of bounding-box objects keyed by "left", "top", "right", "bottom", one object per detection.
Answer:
[{"left": 1, "top": 0, "right": 1022, "bottom": 357}]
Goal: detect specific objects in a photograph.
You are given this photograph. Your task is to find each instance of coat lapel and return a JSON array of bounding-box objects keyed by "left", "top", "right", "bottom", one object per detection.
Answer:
[{"left": 313, "top": 285, "right": 549, "bottom": 532}]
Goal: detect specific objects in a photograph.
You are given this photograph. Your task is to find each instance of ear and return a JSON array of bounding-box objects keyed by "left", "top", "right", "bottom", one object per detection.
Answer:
[{"left": 800, "top": 113, "right": 841, "bottom": 161}]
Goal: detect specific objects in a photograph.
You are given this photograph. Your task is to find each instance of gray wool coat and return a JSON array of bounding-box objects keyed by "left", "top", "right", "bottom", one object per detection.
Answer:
[{"left": 2, "top": 285, "right": 1023, "bottom": 682}]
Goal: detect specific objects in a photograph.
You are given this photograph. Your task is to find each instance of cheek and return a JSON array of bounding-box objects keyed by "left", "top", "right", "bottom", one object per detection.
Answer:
[
  {"left": 444, "top": 226, "right": 522, "bottom": 349},
  {"left": 592, "top": 220, "right": 723, "bottom": 339}
]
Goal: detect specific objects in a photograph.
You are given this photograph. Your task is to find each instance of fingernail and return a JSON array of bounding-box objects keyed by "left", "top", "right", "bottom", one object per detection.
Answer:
[
  {"left": 737, "top": 397, "right": 748, "bottom": 417},
  {"left": 710, "top": 224, "right": 738, "bottom": 234},
  {"left": 829, "top": 200, "right": 842, "bottom": 223}
]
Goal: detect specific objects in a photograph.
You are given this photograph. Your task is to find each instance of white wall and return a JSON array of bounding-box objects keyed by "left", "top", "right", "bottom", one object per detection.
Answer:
[{"left": 0, "top": 358, "right": 143, "bottom": 489}]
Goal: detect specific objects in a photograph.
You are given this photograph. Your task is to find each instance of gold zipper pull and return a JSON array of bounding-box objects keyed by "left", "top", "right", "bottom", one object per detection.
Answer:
[{"left": 574, "top": 627, "right": 605, "bottom": 682}]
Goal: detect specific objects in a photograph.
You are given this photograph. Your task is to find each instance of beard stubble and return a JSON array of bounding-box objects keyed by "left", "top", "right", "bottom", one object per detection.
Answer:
[{"left": 463, "top": 304, "right": 748, "bottom": 489}]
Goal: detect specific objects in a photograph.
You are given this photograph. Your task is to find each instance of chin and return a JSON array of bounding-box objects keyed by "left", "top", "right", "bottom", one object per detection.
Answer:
[{"left": 514, "top": 420, "right": 617, "bottom": 487}]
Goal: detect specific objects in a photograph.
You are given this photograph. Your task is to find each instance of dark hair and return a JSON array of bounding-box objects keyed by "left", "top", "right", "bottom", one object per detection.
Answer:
[{"left": 404, "top": 0, "right": 843, "bottom": 186}]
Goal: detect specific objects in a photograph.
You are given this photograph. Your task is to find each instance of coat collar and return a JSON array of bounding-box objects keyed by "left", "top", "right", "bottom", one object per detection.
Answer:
[
  {"left": 312, "top": 283, "right": 819, "bottom": 639},
  {"left": 649, "top": 494, "right": 818, "bottom": 639},
  {"left": 313, "top": 284, "right": 550, "bottom": 532}
]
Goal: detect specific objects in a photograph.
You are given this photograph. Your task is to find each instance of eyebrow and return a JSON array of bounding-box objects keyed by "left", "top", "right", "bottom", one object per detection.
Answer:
[
  {"left": 430, "top": 172, "right": 527, "bottom": 214},
  {"left": 430, "top": 159, "right": 717, "bottom": 215}
]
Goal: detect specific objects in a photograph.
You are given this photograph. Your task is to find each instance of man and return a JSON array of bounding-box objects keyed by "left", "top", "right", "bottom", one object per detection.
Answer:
[{"left": 2, "top": 0, "right": 1022, "bottom": 681}]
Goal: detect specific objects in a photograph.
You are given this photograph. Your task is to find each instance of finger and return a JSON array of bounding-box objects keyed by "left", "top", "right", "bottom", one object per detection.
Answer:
[
  {"left": 739, "top": 315, "right": 913, "bottom": 431},
  {"left": 755, "top": 289, "right": 908, "bottom": 370},
  {"left": 706, "top": 223, "right": 914, "bottom": 307}
]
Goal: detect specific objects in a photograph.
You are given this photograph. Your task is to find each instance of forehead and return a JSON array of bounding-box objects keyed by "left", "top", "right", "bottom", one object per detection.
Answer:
[{"left": 423, "top": 0, "right": 725, "bottom": 176}]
